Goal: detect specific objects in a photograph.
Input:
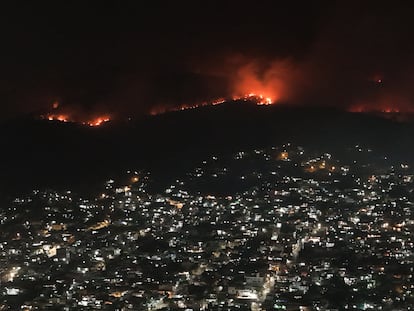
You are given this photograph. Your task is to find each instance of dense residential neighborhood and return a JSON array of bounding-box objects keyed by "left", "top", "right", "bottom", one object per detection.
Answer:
[{"left": 1, "top": 145, "right": 413, "bottom": 310}]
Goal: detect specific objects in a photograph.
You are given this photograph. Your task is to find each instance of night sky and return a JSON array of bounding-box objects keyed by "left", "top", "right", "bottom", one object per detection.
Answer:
[{"left": 2, "top": 1, "right": 414, "bottom": 119}]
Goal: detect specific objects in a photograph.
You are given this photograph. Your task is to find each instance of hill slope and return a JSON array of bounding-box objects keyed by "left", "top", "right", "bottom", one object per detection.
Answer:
[{"left": 1, "top": 101, "right": 413, "bottom": 195}]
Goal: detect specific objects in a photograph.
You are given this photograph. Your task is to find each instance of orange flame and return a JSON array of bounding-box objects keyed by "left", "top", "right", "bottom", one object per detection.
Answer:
[
  {"left": 231, "top": 59, "right": 300, "bottom": 105},
  {"left": 86, "top": 117, "right": 110, "bottom": 127},
  {"left": 236, "top": 93, "right": 273, "bottom": 105},
  {"left": 47, "top": 114, "right": 70, "bottom": 122},
  {"left": 149, "top": 94, "right": 276, "bottom": 116},
  {"left": 43, "top": 114, "right": 110, "bottom": 126}
]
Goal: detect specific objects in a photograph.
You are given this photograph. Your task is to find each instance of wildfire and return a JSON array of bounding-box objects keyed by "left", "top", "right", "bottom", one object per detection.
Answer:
[
  {"left": 382, "top": 108, "right": 400, "bottom": 113},
  {"left": 236, "top": 93, "right": 273, "bottom": 105},
  {"left": 348, "top": 103, "right": 414, "bottom": 121},
  {"left": 47, "top": 114, "right": 70, "bottom": 122},
  {"left": 348, "top": 91, "right": 414, "bottom": 114},
  {"left": 43, "top": 114, "right": 110, "bottom": 127},
  {"left": 211, "top": 98, "right": 226, "bottom": 105},
  {"left": 349, "top": 104, "right": 402, "bottom": 114},
  {"left": 149, "top": 94, "right": 275, "bottom": 116},
  {"left": 87, "top": 117, "right": 110, "bottom": 127}
]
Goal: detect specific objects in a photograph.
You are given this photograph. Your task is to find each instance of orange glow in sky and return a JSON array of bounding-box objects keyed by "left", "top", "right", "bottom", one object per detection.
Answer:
[{"left": 230, "top": 59, "right": 299, "bottom": 106}]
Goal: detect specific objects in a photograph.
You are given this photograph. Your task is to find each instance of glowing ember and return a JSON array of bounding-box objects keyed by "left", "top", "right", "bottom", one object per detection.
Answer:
[
  {"left": 382, "top": 108, "right": 400, "bottom": 113},
  {"left": 211, "top": 98, "right": 226, "bottom": 105},
  {"left": 86, "top": 117, "right": 110, "bottom": 127},
  {"left": 47, "top": 114, "right": 70, "bottom": 122},
  {"left": 43, "top": 114, "right": 110, "bottom": 127},
  {"left": 149, "top": 94, "right": 275, "bottom": 116},
  {"left": 240, "top": 93, "right": 273, "bottom": 105}
]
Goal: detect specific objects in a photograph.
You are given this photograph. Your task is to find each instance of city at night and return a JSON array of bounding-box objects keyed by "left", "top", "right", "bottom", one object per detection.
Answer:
[{"left": 2, "top": 1, "right": 414, "bottom": 310}]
